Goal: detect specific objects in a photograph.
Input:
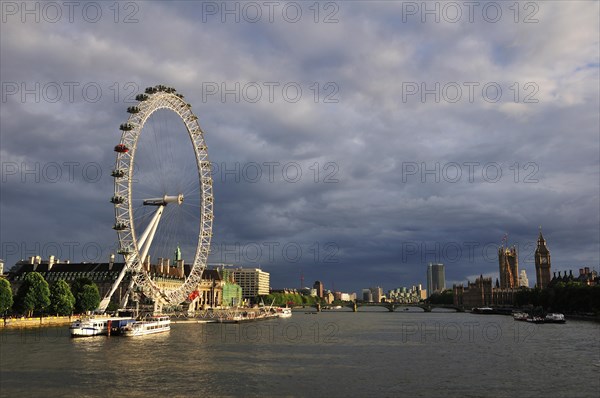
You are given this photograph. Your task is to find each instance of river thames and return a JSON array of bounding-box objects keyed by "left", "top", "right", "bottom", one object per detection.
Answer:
[{"left": 1, "top": 309, "right": 598, "bottom": 397}]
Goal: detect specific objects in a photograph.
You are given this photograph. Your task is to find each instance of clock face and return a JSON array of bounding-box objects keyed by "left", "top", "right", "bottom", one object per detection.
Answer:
[{"left": 541, "top": 258, "right": 547, "bottom": 264}]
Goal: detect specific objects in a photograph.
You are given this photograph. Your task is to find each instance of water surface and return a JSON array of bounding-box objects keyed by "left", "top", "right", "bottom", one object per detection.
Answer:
[{"left": 1, "top": 309, "right": 598, "bottom": 397}]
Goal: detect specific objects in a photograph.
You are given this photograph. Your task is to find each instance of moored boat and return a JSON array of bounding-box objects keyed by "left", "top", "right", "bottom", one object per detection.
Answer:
[
  {"left": 70, "top": 317, "right": 135, "bottom": 337},
  {"left": 544, "top": 313, "right": 566, "bottom": 323},
  {"left": 218, "top": 310, "right": 278, "bottom": 323},
  {"left": 513, "top": 312, "right": 529, "bottom": 322},
  {"left": 276, "top": 307, "right": 292, "bottom": 318},
  {"left": 515, "top": 312, "right": 566, "bottom": 324},
  {"left": 526, "top": 316, "right": 546, "bottom": 324},
  {"left": 472, "top": 307, "right": 495, "bottom": 314},
  {"left": 120, "top": 316, "right": 171, "bottom": 336}
]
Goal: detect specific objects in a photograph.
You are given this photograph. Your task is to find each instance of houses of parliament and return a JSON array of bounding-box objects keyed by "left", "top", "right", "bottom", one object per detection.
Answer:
[
  {"left": 497, "top": 230, "right": 553, "bottom": 290},
  {"left": 454, "top": 230, "right": 554, "bottom": 308}
]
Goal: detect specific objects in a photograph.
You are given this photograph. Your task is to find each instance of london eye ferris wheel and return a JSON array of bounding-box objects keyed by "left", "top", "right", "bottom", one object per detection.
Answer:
[{"left": 98, "top": 85, "right": 213, "bottom": 312}]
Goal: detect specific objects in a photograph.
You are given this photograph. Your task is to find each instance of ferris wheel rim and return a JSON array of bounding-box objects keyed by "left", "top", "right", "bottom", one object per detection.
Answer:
[{"left": 112, "top": 85, "right": 213, "bottom": 305}]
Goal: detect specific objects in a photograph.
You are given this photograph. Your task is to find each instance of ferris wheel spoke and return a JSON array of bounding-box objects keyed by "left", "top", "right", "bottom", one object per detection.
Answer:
[
  {"left": 181, "top": 180, "right": 201, "bottom": 196},
  {"left": 178, "top": 204, "right": 201, "bottom": 217}
]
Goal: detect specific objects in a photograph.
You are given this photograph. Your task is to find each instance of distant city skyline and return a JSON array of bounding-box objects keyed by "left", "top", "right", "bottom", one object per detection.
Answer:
[{"left": 3, "top": 228, "right": 598, "bottom": 297}]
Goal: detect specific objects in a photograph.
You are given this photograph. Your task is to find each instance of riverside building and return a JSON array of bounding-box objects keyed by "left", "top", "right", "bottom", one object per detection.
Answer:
[
  {"left": 7, "top": 255, "right": 241, "bottom": 310},
  {"left": 361, "top": 286, "right": 383, "bottom": 302},
  {"left": 453, "top": 275, "right": 517, "bottom": 308},
  {"left": 426, "top": 263, "right": 445, "bottom": 297},
  {"left": 519, "top": 270, "right": 529, "bottom": 287},
  {"left": 231, "top": 267, "right": 270, "bottom": 301},
  {"left": 388, "top": 285, "right": 426, "bottom": 303}
]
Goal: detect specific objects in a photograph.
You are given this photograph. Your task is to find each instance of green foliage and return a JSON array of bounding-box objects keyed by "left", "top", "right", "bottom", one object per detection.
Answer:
[
  {"left": 16, "top": 272, "right": 50, "bottom": 317},
  {"left": 516, "top": 283, "right": 600, "bottom": 314},
  {"left": 515, "top": 287, "right": 536, "bottom": 307},
  {"left": 72, "top": 279, "right": 101, "bottom": 313},
  {"left": 260, "top": 292, "right": 321, "bottom": 307},
  {"left": 50, "top": 280, "right": 75, "bottom": 316},
  {"left": 0, "top": 279, "right": 13, "bottom": 314},
  {"left": 106, "top": 301, "right": 121, "bottom": 313},
  {"left": 71, "top": 278, "right": 93, "bottom": 296},
  {"left": 76, "top": 284, "right": 101, "bottom": 314},
  {"left": 427, "top": 289, "right": 454, "bottom": 305}
]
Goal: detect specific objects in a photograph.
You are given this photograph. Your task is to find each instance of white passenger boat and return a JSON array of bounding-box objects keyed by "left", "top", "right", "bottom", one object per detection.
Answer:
[
  {"left": 526, "top": 316, "right": 546, "bottom": 324},
  {"left": 276, "top": 307, "right": 292, "bottom": 318},
  {"left": 120, "top": 316, "right": 171, "bottom": 336},
  {"left": 217, "top": 309, "right": 279, "bottom": 323},
  {"left": 544, "top": 313, "right": 566, "bottom": 323},
  {"left": 69, "top": 317, "right": 135, "bottom": 337},
  {"left": 513, "top": 312, "right": 529, "bottom": 322}
]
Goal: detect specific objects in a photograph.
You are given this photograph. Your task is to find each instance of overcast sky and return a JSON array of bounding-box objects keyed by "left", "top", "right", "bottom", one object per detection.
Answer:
[{"left": 1, "top": 1, "right": 598, "bottom": 294}]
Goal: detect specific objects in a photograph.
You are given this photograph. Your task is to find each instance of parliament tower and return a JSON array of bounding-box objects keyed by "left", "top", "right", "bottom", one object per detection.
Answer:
[
  {"left": 498, "top": 245, "right": 519, "bottom": 289},
  {"left": 534, "top": 230, "right": 552, "bottom": 289}
]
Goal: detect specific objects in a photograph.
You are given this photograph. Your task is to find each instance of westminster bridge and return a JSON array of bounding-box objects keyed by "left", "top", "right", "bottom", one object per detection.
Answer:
[{"left": 315, "top": 302, "right": 465, "bottom": 312}]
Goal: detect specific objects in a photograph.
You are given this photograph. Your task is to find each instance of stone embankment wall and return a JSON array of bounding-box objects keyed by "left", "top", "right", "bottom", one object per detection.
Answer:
[{"left": 1, "top": 316, "right": 73, "bottom": 328}]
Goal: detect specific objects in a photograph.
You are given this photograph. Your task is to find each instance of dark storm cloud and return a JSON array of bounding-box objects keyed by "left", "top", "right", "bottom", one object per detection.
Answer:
[{"left": 1, "top": 1, "right": 598, "bottom": 294}]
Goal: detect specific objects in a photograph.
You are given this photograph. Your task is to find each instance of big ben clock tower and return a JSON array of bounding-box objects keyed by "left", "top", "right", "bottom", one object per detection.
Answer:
[{"left": 535, "top": 228, "right": 552, "bottom": 288}]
